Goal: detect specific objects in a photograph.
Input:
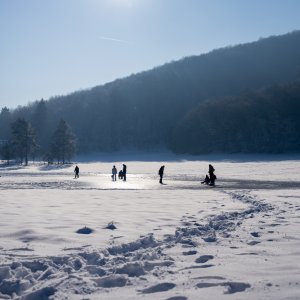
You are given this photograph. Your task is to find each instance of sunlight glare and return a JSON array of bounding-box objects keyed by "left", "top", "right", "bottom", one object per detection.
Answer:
[{"left": 109, "top": 0, "right": 136, "bottom": 8}]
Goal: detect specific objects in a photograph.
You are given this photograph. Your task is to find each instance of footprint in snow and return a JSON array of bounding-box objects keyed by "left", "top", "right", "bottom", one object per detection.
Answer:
[
  {"left": 196, "top": 281, "right": 251, "bottom": 294},
  {"left": 250, "top": 232, "right": 261, "bottom": 238},
  {"left": 269, "top": 223, "right": 281, "bottom": 227},
  {"left": 182, "top": 250, "right": 197, "bottom": 256},
  {"left": 140, "top": 282, "right": 176, "bottom": 294},
  {"left": 247, "top": 241, "right": 261, "bottom": 246},
  {"left": 195, "top": 255, "right": 214, "bottom": 263},
  {"left": 193, "top": 276, "right": 226, "bottom": 280},
  {"left": 94, "top": 275, "right": 127, "bottom": 288},
  {"left": 182, "top": 264, "right": 215, "bottom": 270}
]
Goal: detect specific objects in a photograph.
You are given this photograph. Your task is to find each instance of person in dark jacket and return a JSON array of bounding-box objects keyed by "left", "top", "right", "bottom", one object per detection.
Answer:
[
  {"left": 158, "top": 165, "right": 165, "bottom": 184},
  {"left": 118, "top": 170, "right": 123, "bottom": 179},
  {"left": 208, "top": 164, "right": 216, "bottom": 186},
  {"left": 74, "top": 165, "right": 79, "bottom": 179},
  {"left": 112, "top": 165, "right": 117, "bottom": 181},
  {"left": 122, "top": 164, "right": 127, "bottom": 181}
]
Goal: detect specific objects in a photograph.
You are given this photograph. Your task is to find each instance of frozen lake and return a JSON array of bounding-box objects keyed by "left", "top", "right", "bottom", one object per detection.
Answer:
[{"left": 0, "top": 155, "right": 300, "bottom": 299}]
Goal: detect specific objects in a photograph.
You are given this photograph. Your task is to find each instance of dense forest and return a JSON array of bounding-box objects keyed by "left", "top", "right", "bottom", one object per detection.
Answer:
[
  {"left": 1, "top": 31, "right": 300, "bottom": 159},
  {"left": 171, "top": 80, "right": 300, "bottom": 153}
]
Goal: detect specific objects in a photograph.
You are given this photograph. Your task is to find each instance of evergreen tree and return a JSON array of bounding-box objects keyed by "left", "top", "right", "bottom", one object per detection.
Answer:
[
  {"left": 0, "top": 107, "right": 12, "bottom": 140},
  {"left": 31, "top": 99, "right": 48, "bottom": 153},
  {"left": 0, "top": 141, "right": 13, "bottom": 165},
  {"left": 50, "top": 120, "right": 76, "bottom": 164},
  {"left": 11, "top": 119, "right": 38, "bottom": 166}
]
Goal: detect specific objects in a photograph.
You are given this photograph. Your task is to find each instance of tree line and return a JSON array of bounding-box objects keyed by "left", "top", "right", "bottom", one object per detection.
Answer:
[
  {"left": 0, "top": 110, "right": 76, "bottom": 165},
  {"left": 170, "top": 80, "right": 300, "bottom": 153}
]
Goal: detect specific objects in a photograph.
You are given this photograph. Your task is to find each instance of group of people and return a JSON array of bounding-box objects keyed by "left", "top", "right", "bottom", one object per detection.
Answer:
[
  {"left": 201, "top": 164, "right": 217, "bottom": 186},
  {"left": 74, "top": 163, "right": 217, "bottom": 186},
  {"left": 111, "top": 164, "right": 127, "bottom": 181}
]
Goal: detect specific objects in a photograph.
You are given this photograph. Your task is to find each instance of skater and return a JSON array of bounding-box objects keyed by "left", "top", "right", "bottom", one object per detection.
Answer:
[
  {"left": 118, "top": 170, "right": 123, "bottom": 180},
  {"left": 112, "top": 165, "right": 117, "bottom": 181},
  {"left": 158, "top": 165, "right": 165, "bottom": 184},
  {"left": 74, "top": 165, "right": 79, "bottom": 179},
  {"left": 208, "top": 164, "right": 216, "bottom": 186},
  {"left": 201, "top": 174, "right": 210, "bottom": 185},
  {"left": 122, "top": 164, "right": 127, "bottom": 181}
]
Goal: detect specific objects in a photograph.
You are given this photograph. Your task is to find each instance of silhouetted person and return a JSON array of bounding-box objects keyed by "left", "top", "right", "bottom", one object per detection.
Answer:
[
  {"left": 208, "top": 164, "right": 216, "bottom": 186},
  {"left": 210, "top": 173, "right": 217, "bottom": 186},
  {"left": 122, "top": 164, "right": 127, "bottom": 181},
  {"left": 201, "top": 174, "right": 210, "bottom": 185},
  {"left": 118, "top": 170, "right": 123, "bottom": 179},
  {"left": 158, "top": 165, "right": 165, "bottom": 184},
  {"left": 74, "top": 165, "right": 79, "bottom": 179},
  {"left": 112, "top": 165, "right": 117, "bottom": 181}
]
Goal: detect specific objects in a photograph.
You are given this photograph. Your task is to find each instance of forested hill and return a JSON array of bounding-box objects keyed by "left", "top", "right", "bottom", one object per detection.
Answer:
[
  {"left": 1, "top": 30, "right": 300, "bottom": 155},
  {"left": 171, "top": 80, "right": 300, "bottom": 153}
]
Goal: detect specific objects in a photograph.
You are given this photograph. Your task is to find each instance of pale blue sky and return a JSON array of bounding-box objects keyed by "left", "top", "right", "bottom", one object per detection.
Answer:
[{"left": 1, "top": 0, "right": 300, "bottom": 108}]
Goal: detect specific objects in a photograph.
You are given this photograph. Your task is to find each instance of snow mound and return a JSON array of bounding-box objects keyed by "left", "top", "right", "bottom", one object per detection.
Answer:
[
  {"left": 105, "top": 222, "right": 117, "bottom": 230},
  {"left": 107, "top": 234, "right": 159, "bottom": 255},
  {"left": 76, "top": 227, "right": 94, "bottom": 234}
]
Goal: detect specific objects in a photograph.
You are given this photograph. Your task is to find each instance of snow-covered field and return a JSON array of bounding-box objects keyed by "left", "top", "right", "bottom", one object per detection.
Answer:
[{"left": 0, "top": 154, "right": 300, "bottom": 299}]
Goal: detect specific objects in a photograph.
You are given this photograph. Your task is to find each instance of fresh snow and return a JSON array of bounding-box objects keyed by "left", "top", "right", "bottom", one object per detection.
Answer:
[{"left": 0, "top": 154, "right": 300, "bottom": 299}]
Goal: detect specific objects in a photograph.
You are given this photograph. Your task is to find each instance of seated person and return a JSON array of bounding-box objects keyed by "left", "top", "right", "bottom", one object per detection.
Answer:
[{"left": 201, "top": 174, "right": 210, "bottom": 185}]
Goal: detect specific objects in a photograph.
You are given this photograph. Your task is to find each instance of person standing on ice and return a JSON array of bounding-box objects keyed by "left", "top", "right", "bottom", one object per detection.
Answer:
[
  {"left": 112, "top": 165, "right": 117, "bottom": 181},
  {"left": 74, "top": 165, "right": 79, "bottom": 179},
  {"left": 158, "top": 165, "right": 165, "bottom": 184},
  {"left": 122, "top": 164, "right": 127, "bottom": 181},
  {"left": 208, "top": 164, "right": 216, "bottom": 186}
]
